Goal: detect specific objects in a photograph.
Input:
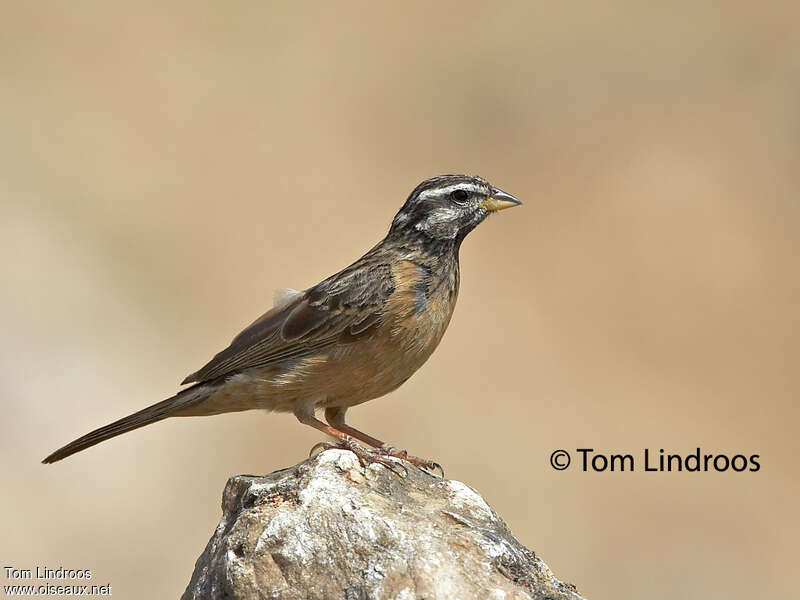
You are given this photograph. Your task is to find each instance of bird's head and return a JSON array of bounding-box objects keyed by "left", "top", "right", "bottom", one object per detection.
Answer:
[{"left": 389, "top": 175, "right": 521, "bottom": 243}]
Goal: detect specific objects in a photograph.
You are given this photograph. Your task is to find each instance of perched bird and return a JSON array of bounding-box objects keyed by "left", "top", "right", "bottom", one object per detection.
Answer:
[{"left": 43, "top": 175, "right": 521, "bottom": 472}]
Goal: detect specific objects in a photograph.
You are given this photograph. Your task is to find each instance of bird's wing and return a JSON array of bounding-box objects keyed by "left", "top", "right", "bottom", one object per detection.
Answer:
[{"left": 181, "top": 260, "right": 395, "bottom": 385}]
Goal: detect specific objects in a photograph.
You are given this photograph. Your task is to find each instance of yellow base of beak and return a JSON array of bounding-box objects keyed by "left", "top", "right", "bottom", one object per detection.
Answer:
[{"left": 480, "top": 189, "right": 522, "bottom": 212}]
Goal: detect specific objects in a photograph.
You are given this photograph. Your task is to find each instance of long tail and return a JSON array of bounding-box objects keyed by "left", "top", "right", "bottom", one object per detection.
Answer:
[{"left": 42, "top": 384, "right": 211, "bottom": 464}]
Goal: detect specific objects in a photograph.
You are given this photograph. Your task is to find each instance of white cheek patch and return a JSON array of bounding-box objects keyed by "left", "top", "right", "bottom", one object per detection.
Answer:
[
  {"left": 427, "top": 205, "right": 461, "bottom": 225},
  {"left": 414, "top": 206, "right": 462, "bottom": 237}
]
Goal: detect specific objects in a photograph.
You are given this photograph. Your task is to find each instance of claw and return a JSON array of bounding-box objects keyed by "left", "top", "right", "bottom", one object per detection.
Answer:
[
  {"left": 424, "top": 461, "right": 445, "bottom": 478},
  {"left": 308, "top": 438, "right": 440, "bottom": 479},
  {"left": 371, "top": 446, "right": 444, "bottom": 477},
  {"left": 309, "top": 441, "right": 336, "bottom": 457},
  {"left": 307, "top": 438, "right": 409, "bottom": 477},
  {"left": 379, "top": 459, "right": 408, "bottom": 478}
]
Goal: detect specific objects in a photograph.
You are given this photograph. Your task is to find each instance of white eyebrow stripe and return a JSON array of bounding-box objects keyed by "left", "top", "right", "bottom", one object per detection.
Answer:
[{"left": 418, "top": 182, "right": 484, "bottom": 199}]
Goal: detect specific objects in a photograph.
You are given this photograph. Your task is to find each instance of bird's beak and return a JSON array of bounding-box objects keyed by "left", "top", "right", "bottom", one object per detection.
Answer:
[{"left": 480, "top": 187, "right": 523, "bottom": 212}]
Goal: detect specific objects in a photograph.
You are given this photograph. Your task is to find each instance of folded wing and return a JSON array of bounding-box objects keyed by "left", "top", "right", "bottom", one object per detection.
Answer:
[{"left": 181, "top": 260, "right": 395, "bottom": 385}]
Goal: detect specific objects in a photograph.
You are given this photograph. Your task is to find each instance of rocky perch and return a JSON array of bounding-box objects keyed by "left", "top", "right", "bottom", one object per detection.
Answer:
[{"left": 182, "top": 450, "right": 584, "bottom": 600}]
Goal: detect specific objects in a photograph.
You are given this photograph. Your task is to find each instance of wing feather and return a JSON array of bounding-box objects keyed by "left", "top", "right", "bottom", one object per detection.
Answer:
[{"left": 181, "top": 259, "right": 395, "bottom": 385}]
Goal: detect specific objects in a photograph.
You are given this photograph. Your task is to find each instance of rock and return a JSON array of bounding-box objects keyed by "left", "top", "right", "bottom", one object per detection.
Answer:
[{"left": 182, "top": 450, "right": 584, "bottom": 600}]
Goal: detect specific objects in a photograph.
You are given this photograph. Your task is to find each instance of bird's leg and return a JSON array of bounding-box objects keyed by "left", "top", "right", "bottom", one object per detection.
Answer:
[
  {"left": 323, "top": 407, "right": 386, "bottom": 447},
  {"left": 324, "top": 407, "right": 444, "bottom": 477},
  {"left": 294, "top": 405, "right": 406, "bottom": 476}
]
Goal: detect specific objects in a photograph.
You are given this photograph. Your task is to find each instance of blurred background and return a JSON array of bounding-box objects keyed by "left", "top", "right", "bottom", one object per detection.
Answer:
[{"left": 1, "top": 1, "right": 798, "bottom": 598}]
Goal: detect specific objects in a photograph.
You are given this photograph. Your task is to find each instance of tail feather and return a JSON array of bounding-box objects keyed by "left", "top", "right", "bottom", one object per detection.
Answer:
[{"left": 42, "top": 385, "right": 210, "bottom": 464}]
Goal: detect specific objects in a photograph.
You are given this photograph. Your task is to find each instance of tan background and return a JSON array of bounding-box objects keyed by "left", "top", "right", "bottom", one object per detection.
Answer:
[{"left": 2, "top": 2, "right": 798, "bottom": 598}]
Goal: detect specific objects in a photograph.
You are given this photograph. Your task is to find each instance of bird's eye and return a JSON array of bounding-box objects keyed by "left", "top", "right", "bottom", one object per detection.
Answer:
[{"left": 450, "top": 189, "right": 469, "bottom": 204}]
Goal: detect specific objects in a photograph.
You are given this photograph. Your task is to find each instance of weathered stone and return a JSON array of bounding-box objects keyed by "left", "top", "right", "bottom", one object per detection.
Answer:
[{"left": 183, "top": 450, "right": 584, "bottom": 600}]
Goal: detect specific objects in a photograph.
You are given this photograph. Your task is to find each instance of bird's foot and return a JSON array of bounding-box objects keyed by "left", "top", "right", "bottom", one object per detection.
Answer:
[
  {"left": 309, "top": 437, "right": 408, "bottom": 477},
  {"left": 372, "top": 445, "right": 444, "bottom": 478}
]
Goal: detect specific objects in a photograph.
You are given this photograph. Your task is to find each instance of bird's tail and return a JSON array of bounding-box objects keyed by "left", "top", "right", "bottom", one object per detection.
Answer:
[{"left": 42, "top": 383, "right": 212, "bottom": 464}]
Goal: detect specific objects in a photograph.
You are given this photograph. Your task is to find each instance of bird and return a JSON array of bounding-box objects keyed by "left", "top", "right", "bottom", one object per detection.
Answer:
[{"left": 42, "top": 174, "right": 521, "bottom": 473}]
